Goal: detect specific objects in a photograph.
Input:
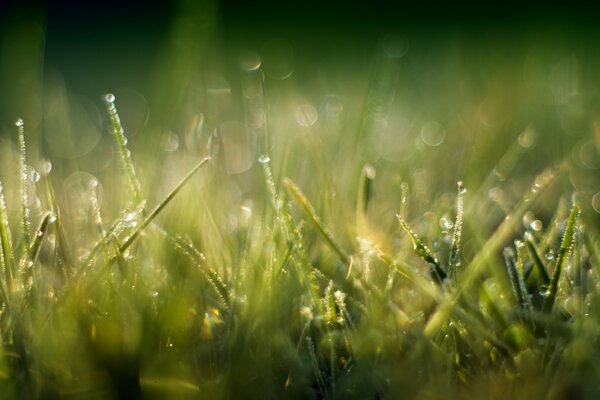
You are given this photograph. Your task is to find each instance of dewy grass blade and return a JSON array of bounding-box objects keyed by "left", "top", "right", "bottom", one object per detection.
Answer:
[
  {"left": 104, "top": 93, "right": 143, "bottom": 205},
  {"left": 16, "top": 119, "right": 30, "bottom": 251},
  {"left": 424, "top": 168, "right": 556, "bottom": 337},
  {"left": 0, "top": 181, "right": 15, "bottom": 295},
  {"left": 524, "top": 232, "right": 551, "bottom": 286},
  {"left": 448, "top": 181, "right": 465, "bottom": 282},
  {"left": 119, "top": 156, "right": 211, "bottom": 253},
  {"left": 543, "top": 204, "right": 580, "bottom": 313},
  {"left": 397, "top": 214, "right": 446, "bottom": 284},
  {"left": 284, "top": 177, "right": 351, "bottom": 267},
  {"left": 503, "top": 246, "right": 530, "bottom": 314},
  {"left": 27, "top": 212, "right": 56, "bottom": 267}
]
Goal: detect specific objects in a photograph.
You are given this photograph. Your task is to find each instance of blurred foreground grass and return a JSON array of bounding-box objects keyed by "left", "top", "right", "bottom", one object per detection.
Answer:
[{"left": 1, "top": 2, "right": 600, "bottom": 399}]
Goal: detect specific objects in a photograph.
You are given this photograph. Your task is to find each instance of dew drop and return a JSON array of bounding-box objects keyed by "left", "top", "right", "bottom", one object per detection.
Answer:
[
  {"left": 30, "top": 169, "right": 40, "bottom": 183},
  {"left": 518, "top": 127, "right": 537, "bottom": 148},
  {"left": 87, "top": 177, "right": 99, "bottom": 189},
  {"left": 39, "top": 160, "right": 52, "bottom": 176},
  {"left": 104, "top": 93, "right": 115, "bottom": 103},
  {"left": 47, "top": 212, "right": 57, "bottom": 224},
  {"left": 439, "top": 213, "right": 454, "bottom": 230},
  {"left": 530, "top": 220, "right": 543, "bottom": 231},
  {"left": 545, "top": 249, "right": 555, "bottom": 261},
  {"left": 457, "top": 181, "right": 466, "bottom": 195},
  {"left": 15, "top": 118, "right": 24, "bottom": 127},
  {"left": 258, "top": 154, "right": 271, "bottom": 164}
]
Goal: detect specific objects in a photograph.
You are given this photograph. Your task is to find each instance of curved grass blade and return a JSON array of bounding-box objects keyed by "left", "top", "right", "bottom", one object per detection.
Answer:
[
  {"left": 397, "top": 214, "right": 446, "bottom": 285},
  {"left": 524, "top": 232, "right": 551, "bottom": 286},
  {"left": 543, "top": 204, "right": 580, "bottom": 313},
  {"left": 26, "top": 212, "right": 56, "bottom": 267},
  {"left": 104, "top": 93, "right": 143, "bottom": 205},
  {"left": 283, "top": 177, "right": 350, "bottom": 267}
]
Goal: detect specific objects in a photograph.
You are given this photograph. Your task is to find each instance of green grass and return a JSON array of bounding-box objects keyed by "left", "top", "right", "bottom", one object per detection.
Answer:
[{"left": 1, "top": 34, "right": 600, "bottom": 399}]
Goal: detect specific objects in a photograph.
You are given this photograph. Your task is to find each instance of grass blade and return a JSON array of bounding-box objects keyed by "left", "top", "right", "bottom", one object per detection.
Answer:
[
  {"left": 397, "top": 214, "right": 446, "bottom": 284},
  {"left": 104, "top": 93, "right": 143, "bottom": 205},
  {"left": 448, "top": 181, "right": 465, "bottom": 282},
  {"left": 524, "top": 232, "right": 551, "bottom": 286},
  {"left": 16, "top": 119, "right": 30, "bottom": 251},
  {"left": 283, "top": 177, "right": 350, "bottom": 267},
  {"left": 0, "top": 181, "right": 15, "bottom": 295},
  {"left": 543, "top": 204, "right": 580, "bottom": 313},
  {"left": 424, "top": 168, "right": 555, "bottom": 337},
  {"left": 119, "top": 156, "right": 211, "bottom": 253},
  {"left": 27, "top": 212, "right": 56, "bottom": 266}
]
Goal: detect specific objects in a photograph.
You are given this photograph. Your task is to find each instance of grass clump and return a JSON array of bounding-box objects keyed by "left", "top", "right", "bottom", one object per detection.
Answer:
[{"left": 0, "top": 62, "right": 600, "bottom": 400}]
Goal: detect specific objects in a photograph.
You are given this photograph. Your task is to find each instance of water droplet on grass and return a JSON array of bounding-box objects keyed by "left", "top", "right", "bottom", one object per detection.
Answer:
[
  {"left": 258, "top": 154, "right": 271, "bottom": 164},
  {"left": 439, "top": 214, "right": 454, "bottom": 230},
  {"left": 30, "top": 169, "right": 40, "bottom": 183},
  {"left": 104, "top": 93, "right": 115, "bottom": 103},
  {"left": 530, "top": 220, "right": 543, "bottom": 231},
  {"left": 15, "top": 118, "right": 24, "bottom": 127},
  {"left": 39, "top": 160, "right": 52, "bottom": 176},
  {"left": 457, "top": 181, "right": 466, "bottom": 195},
  {"left": 518, "top": 127, "right": 537, "bottom": 148},
  {"left": 47, "top": 213, "right": 57, "bottom": 223}
]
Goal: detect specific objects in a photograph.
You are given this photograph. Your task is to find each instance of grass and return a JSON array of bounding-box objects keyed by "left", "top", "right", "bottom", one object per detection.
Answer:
[{"left": 1, "top": 35, "right": 600, "bottom": 400}]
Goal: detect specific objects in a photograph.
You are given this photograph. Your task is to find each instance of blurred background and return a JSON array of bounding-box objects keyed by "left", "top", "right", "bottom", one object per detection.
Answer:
[{"left": 1, "top": 0, "right": 600, "bottom": 230}]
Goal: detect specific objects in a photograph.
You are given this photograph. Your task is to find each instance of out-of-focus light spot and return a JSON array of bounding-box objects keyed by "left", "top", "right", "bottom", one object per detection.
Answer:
[
  {"left": 518, "top": 126, "right": 537, "bottom": 148},
  {"left": 295, "top": 104, "right": 318, "bottom": 128},
  {"left": 39, "top": 160, "right": 52, "bottom": 176},
  {"left": 548, "top": 56, "right": 579, "bottom": 105},
  {"left": 239, "top": 51, "right": 262, "bottom": 72},
  {"left": 63, "top": 171, "right": 103, "bottom": 220},
  {"left": 111, "top": 89, "right": 149, "bottom": 137},
  {"left": 381, "top": 35, "right": 409, "bottom": 59},
  {"left": 592, "top": 192, "right": 600, "bottom": 214},
  {"left": 219, "top": 121, "right": 256, "bottom": 174},
  {"left": 325, "top": 95, "right": 344, "bottom": 118},
  {"left": 420, "top": 121, "right": 446, "bottom": 146},
  {"left": 248, "top": 109, "right": 266, "bottom": 129},
  {"left": 261, "top": 40, "right": 294, "bottom": 80},
  {"left": 202, "top": 307, "right": 223, "bottom": 340},
  {"left": 579, "top": 140, "right": 600, "bottom": 169},
  {"left": 45, "top": 95, "right": 102, "bottom": 158},
  {"left": 162, "top": 131, "right": 180, "bottom": 152}
]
